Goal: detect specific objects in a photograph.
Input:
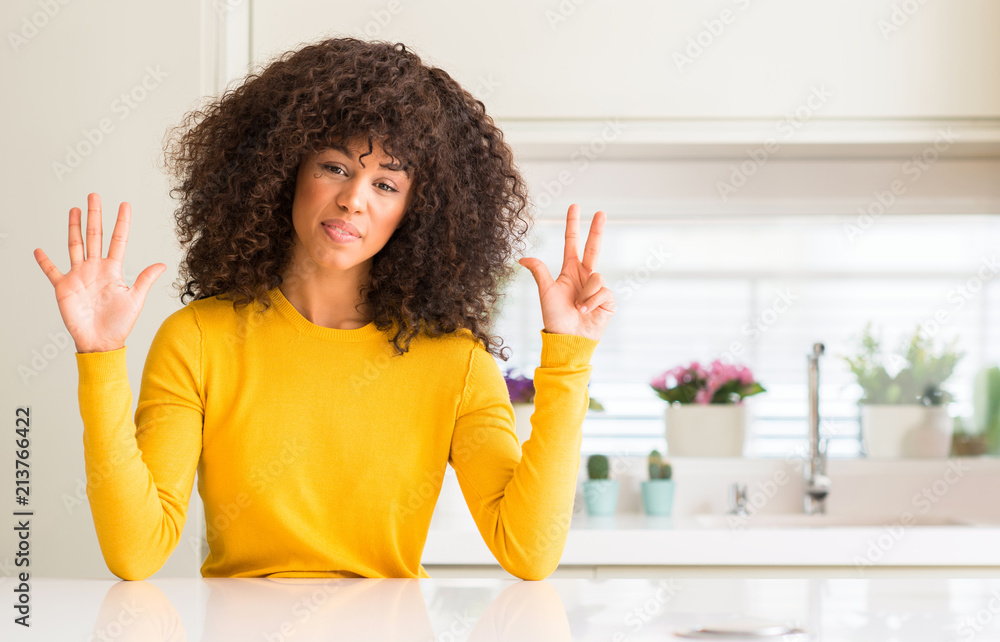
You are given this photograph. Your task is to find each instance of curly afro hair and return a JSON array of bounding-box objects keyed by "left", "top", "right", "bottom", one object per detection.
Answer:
[{"left": 161, "top": 37, "right": 532, "bottom": 359}]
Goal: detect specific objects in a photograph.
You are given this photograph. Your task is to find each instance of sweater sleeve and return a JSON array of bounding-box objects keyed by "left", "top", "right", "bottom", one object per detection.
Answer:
[
  {"left": 75, "top": 305, "right": 204, "bottom": 580},
  {"left": 448, "top": 329, "right": 599, "bottom": 580}
]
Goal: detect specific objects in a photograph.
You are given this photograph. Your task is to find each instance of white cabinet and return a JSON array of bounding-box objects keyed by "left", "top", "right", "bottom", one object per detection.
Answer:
[{"left": 251, "top": 0, "right": 1000, "bottom": 120}]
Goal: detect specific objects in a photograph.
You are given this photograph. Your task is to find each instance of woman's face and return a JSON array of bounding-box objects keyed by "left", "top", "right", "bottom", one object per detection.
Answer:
[{"left": 289, "top": 137, "right": 412, "bottom": 276}]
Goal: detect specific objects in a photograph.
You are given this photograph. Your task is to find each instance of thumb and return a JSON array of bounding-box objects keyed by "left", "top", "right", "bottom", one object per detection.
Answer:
[
  {"left": 519, "top": 258, "right": 553, "bottom": 291},
  {"left": 131, "top": 263, "right": 167, "bottom": 302}
]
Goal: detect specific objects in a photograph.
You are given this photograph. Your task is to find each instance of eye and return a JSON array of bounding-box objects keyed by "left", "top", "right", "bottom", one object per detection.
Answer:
[{"left": 322, "top": 164, "right": 397, "bottom": 193}]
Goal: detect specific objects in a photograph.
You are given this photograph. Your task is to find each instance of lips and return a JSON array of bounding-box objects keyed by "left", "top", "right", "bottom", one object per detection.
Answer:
[{"left": 321, "top": 219, "right": 360, "bottom": 238}]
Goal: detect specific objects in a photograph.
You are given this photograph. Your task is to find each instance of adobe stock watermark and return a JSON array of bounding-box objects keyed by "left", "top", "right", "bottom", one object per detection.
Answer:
[
  {"left": 261, "top": 581, "right": 346, "bottom": 642},
  {"left": 535, "top": 454, "right": 635, "bottom": 560},
  {"left": 716, "top": 287, "right": 798, "bottom": 366},
  {"left": 26, "top": 267, "right": 138, "bottom": 385},
  {"left": 611, "top": 579, "right": 681, "bottom": 641},
  {"left": 354, "top": 0, "right": 402, "bottom": 37},
  {"left": 853, "top": 459, "right": 971, "bottom": 574},
  {"left": 90, "top": 599, "right": 146, "bottom": 642},
  {"left": 18, "top": 330, "right": 74, "bottom": 385},
  {"left": 180, "top": 436, "right": 307, "bottom": 558},
  {"left": 62, "top": 448, "right": 132, "bottom": 516},
  {"left": 392, "top": 468, "right": 446, "bottom": 523},
  {"left": 534, "top": 119, "right": 627, "bottom": 211},
  {"left": 843, "top": 127, "right": 959, "bottom": 244},
  {"left": 956, "top": 588, "right": 1000, "bottom": 641},
  {"left": 613, "top": 245, "right": 672, "bottom": 302},
  {"left": 916, "top": 253, "right": 1000, "bottom": 343},
  {"left": 544, "top": 0, "right": 589, "bottom": 30},
  {"left": 716, "top": 85, "right": 834, "bottom": 201},
  {"left": 672, "top": 0, "right": 756, "bottom": 72},
  {"left": 52, "top": 65, "right": 170, "bottom": 182},
  {"left": 432, "top": 606, "right": 479, "bottom": 642},
  {"left": 8, "top": 0, "right": 73, "bottom": 55},
  {"left": 877, "top": 0, "right": 931, "bottom": 41},
  {"left": 469, "top": 74, "right": 501, "bottom": 102},
  {"left": 573, "top": 119, "right": 627, "bottom": 172},
  {"left": 525, "top": 454, "right": 627, "bottom": 567}
]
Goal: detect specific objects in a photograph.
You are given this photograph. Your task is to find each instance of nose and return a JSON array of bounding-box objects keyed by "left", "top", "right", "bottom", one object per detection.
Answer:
[{"left": 335, "top": 174, "right": 367, "bottom": 214}]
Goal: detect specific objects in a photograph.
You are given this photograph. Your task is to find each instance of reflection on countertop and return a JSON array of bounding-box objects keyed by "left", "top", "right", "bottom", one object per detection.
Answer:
[{"left": 6, "top": 576, "right": 1000, "bottom": 640}]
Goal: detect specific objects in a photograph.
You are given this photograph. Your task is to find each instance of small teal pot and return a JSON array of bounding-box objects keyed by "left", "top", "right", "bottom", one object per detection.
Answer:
[
  {"left": 583, "top": 479, "right": 619, "bottom": 516},
  {"left": 641, "top": 480, "right": 676, "bottom": 516}
]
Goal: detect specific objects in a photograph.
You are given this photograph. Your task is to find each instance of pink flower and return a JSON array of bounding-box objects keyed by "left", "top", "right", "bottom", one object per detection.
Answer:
[
  {"left": 652, "top": 359, "right": 762, "bottom": 404},
  {"left": 666, "top": 365, "right": 689, "bottom": 387}
]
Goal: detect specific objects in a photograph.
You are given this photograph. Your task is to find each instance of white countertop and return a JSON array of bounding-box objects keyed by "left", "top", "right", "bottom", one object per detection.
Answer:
[
  {"left": 425, "top": 458, "right": 1000, "bottom": 568},
  {"left": 6, "top": 576, "right": 1000, "bottom": 640},
  {"left": 424, "top": 513, "right": 1000, "bottom": 567}
]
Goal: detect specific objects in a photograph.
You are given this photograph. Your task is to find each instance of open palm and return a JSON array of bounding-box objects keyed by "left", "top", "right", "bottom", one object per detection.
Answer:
[{"left": 33, "top": 193, "right": 166, "bottom": 353}]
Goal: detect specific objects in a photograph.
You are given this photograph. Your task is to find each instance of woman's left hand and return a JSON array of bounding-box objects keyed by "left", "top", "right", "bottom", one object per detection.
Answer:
[{"left": 518, "top": 204, "right": 615, "bottom": 342}]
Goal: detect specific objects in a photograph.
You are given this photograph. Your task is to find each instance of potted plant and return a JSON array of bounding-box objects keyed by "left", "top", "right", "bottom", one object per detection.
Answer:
[
  {"left": 641, "top": 449, "right": 675, "bottom": 516},
  {"left": 845, "top": 322, "right": 964, "bottom": 458},
  {"left": 650, "top": 360, "right": 765, "bottom": 456},
  {"left": 504, "top": 368, "right": 604, "bottom": 445},
  {"left": 582, "top": 454, "right": 618, "bottom": 516}
]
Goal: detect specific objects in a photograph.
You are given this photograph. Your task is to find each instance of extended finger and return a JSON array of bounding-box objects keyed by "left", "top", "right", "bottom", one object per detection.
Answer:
[
  {"left": 581, "top": 211, "right": 605, "bottom": 274},
  {"left": 519, "top": 257, "right": 554, "bottom": 291},
  {"left": 562, "top": 203, "right": 580, "bottom": 267},
  {"left": 107, "top": 202, "right": 130, "bottom": 263},
  {"left": 68, "top": 206, "right": 84, "bottom": 266},
  {"left": 86, "top": 193, "right": 103, "bottom": 261},
  {"left": 131, "top": 263, "right": 166, "bottom": 301},
  {"left": 33, "top": 248, "right": 64, "bottom": 286}
]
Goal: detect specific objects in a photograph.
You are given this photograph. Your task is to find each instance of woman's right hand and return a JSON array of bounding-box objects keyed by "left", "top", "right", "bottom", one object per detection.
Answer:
[{"left": 33, "top": 193, "right": 167, "bottom": 354}]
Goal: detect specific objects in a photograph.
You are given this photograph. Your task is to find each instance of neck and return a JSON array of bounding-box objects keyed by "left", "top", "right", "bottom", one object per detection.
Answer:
[{"left": 279, "top": 250, "right": 372, "bottom": 330}]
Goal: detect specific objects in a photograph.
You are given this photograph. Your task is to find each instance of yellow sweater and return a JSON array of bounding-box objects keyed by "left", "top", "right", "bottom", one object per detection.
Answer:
[{"left": 76, "top": 285, "right": 599, "bottom": 581}]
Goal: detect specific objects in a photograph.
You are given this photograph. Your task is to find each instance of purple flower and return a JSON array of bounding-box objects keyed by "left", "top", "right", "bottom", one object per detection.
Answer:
[{"left": 504, "top": 369, "right": 535, "bottom": 404}]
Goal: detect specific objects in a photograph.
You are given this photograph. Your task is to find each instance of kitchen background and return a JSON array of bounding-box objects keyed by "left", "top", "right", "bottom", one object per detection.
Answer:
[{"left": 2, "top": 0, "right": 999, "bottom": 579}]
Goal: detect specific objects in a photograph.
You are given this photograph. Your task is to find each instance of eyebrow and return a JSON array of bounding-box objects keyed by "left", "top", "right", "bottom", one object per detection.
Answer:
[{"left": 324, "top": 142, "right": 409, "bottom": 174}]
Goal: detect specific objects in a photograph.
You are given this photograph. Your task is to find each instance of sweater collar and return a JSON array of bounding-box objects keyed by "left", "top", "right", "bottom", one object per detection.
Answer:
[{"left": 268, "top": 285, "right": 385, "bottom": 342}]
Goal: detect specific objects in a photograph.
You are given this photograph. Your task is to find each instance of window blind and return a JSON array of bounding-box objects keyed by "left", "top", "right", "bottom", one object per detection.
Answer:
[{"left": 492, "top": 214, "right": 1000, "bottom": 458}]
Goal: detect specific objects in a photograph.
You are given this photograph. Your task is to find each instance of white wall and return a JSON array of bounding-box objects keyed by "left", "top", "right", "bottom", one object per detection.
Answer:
[
  {"left": 250, "top": 0, "right": 1000, "bottom": 119},
  {"left": 1, "top": 0, "right": 209, "bottom": 579}
]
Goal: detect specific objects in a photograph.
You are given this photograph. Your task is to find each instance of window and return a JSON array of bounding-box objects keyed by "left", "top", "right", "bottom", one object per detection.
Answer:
[{"left": 493, "top": 213, "right": 1000, "bottom": 458}]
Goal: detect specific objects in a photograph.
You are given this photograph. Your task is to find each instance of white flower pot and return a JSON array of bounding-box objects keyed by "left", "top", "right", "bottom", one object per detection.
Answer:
[
  {"left": 861, "top": 404, "right": 953, "bottom": 458},
  {"left": 512, "top": 402, "right": 534, "bottom": 444},
  {"left": 665, "top": 403, "right": 746, "bottom": 457}
]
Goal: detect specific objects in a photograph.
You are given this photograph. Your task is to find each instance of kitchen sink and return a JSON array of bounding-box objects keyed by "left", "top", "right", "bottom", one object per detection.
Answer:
[{"left": 691, "top": 513, "right": 972, "bottom": 528}]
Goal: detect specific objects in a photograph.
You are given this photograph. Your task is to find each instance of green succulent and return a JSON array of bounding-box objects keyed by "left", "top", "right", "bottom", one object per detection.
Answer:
[
  {"left": 647, "top": 449, "right": 672, "bottom": 480},
  {"left": 587, "top": 454, "right": 610, "bottom": 480}
]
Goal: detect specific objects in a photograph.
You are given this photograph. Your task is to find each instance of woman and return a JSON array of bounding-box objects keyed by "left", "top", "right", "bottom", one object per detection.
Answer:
[{"left": 32, "top": 38, "right": 614, "bottom": 581}]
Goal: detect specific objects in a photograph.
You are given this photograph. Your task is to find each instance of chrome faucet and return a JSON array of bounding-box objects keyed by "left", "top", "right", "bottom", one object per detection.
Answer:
[
  {"left": 728, "top": 482, "right": 749, "bottom": 518},
  {"left": 805, "top": 343, "right": 831, "bottom": 514}
]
